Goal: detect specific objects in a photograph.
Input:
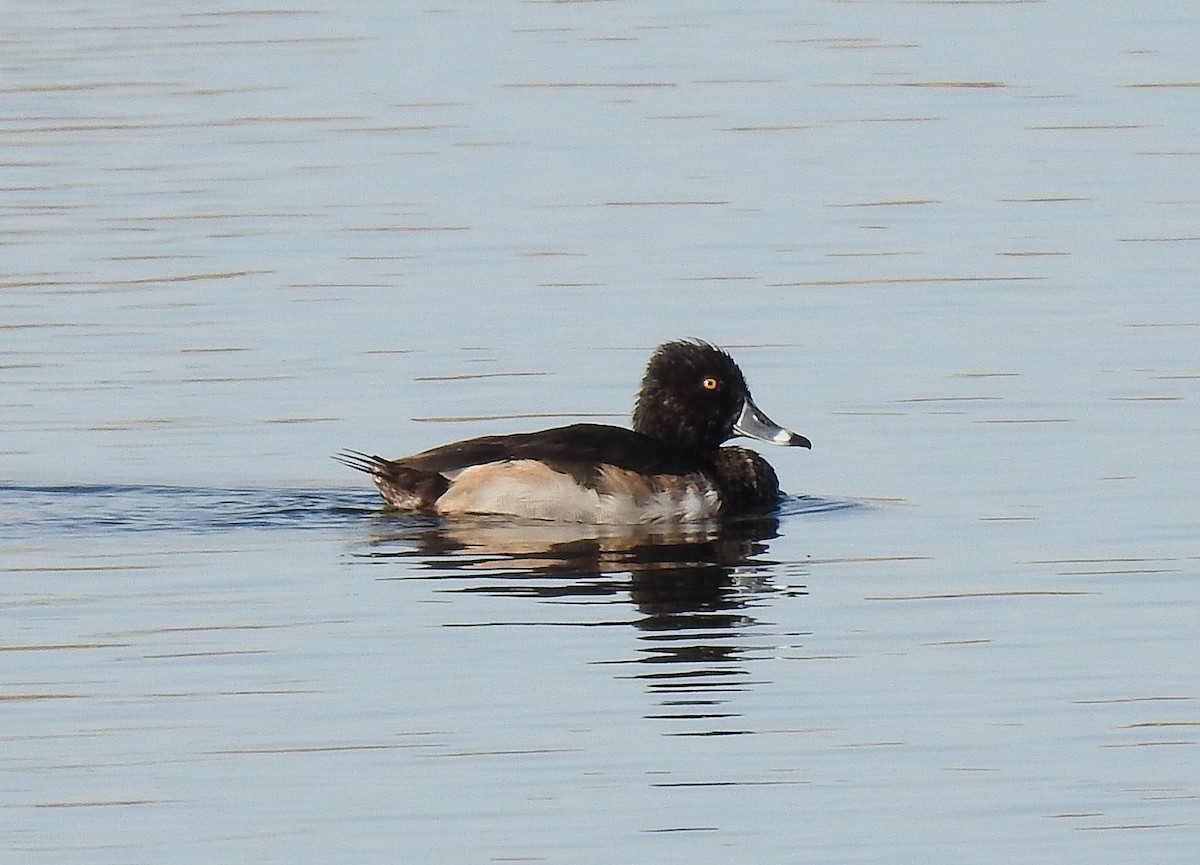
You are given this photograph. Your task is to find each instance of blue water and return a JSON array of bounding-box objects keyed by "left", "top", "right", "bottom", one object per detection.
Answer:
[{"left": 3, "top": 2, "right": 1199, "bottom": 863}]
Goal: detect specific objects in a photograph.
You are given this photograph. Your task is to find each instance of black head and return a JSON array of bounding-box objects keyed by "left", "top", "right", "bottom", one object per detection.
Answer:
[{"left": 632, "top": 340, "right": 810, "bottom": 454}]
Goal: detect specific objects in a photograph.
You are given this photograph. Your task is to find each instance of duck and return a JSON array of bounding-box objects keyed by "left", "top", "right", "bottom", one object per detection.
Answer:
[{"left": 337, "top": 339, "right": 811, "bottom": 524}]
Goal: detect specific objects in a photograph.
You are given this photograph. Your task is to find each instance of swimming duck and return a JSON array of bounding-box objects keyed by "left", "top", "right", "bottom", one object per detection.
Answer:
[{"left": 337, "top": 339, "right": 810, "bottom": 523}]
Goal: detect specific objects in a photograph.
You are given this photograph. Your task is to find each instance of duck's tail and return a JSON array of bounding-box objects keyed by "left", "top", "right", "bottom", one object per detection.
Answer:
[
  {"left": 334, "top": 450, "right": 448, "bottom": 511},
  {"left": 334, "top": 449, "right": 389, "bottom": 475}
]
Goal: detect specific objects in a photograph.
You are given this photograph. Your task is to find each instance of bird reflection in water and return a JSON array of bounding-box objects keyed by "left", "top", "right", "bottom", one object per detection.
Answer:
[{"left": 355, "top": 511, "right": 810, "bottom": 732}]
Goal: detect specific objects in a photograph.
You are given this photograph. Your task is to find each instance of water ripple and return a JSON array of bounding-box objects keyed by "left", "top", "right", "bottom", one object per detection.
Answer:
[
  {"left": 0, "top": 485, "right": 859, "bottom": 539},
  {"left": 0, "top": 484, "right": 379, "bottom": 538}
]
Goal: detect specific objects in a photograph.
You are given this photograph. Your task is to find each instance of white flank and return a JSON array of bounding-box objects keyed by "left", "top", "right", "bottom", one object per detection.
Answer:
[{"left": 433, "top": 460, "right": 720, "bottom": 524}]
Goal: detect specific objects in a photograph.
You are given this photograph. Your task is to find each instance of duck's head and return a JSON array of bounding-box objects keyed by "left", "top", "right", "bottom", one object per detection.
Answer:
[{"left": 632, "top": 340, "right": 812, "bottom": 455}]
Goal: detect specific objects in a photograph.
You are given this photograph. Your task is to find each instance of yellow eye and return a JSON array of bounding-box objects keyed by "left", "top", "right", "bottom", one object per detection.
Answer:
[{"left": 701, "top": 377, "right": 720, "bottom": 391}]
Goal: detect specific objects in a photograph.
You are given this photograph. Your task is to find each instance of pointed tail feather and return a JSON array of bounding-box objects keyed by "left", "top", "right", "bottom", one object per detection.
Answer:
[
  {"left": 335, "top": 449, "right": 448, "bottom": 510},
  {"left": 334, "top": 449, "right": 390, "bottom": 475}
]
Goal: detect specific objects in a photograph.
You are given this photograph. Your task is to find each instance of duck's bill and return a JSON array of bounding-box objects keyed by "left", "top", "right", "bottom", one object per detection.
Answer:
[{"left": 734, "top": 398, "right": 812, "bottom": 448}]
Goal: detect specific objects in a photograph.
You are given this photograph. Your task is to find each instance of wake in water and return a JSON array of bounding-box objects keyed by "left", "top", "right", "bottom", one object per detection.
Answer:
[
  {"left": 0, "top": 484, "right": 380, "bottom": 538},
  {"left": 0, "top": 484, "right": 862, "bottom": 540}
]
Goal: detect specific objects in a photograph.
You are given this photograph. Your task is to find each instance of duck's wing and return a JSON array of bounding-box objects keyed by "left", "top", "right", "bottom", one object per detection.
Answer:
[
  {"left": 334, "top": 428, "right": 575, "bottom": 482},
  {"left": 400, "top": 423, "right": 704, "bottom": 481},
  {"left": 337, "top": 423, "right": 708, "bottom": 505}
]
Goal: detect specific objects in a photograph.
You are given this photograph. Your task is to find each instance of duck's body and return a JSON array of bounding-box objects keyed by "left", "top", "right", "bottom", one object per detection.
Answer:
[
  {"left": 339, "top": 423, "right": 774, "bottom": 522},
  {"left": 339, "top": 340, "right": 810, "bottom": 524}
]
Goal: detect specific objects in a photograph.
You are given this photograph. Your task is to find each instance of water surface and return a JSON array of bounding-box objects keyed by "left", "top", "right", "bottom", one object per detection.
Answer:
[{"left": 3, "top": 2, "right": 1198, "bottom": 863}]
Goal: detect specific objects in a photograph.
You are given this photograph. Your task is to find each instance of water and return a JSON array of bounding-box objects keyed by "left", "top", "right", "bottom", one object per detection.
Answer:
[{"left": 3, "top": 2, "right": 1198, "bottom": 863}]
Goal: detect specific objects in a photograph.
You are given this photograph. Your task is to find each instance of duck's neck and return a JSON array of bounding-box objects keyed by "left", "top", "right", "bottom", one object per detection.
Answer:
[{"left": 632, "top": 400, "right": 721, "bottom": 456}]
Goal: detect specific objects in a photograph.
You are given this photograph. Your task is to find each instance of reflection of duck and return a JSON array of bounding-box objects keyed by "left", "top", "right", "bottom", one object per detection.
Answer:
[
  {"left": 357, "top": 512, "right": 803, "bottom": 730},
  {"left": 368, "top": 510, "right": 776, "bottom": 570},
  {"left": 360, "top": 509, "right": 784, "bottom": 614},
  {"left": 339, "top": 340, "right": 810, "bottom": 523}
]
